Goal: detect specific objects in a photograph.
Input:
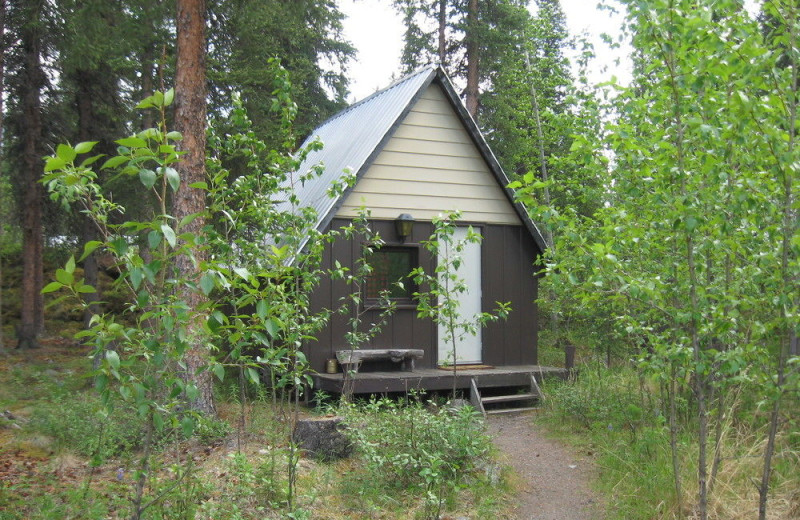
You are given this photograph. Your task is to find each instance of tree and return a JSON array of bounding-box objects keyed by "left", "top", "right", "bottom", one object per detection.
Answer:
[
  {"left": 0, "top": 0, "right": 6, "bottom": 353},
  {"left": 411, "top": 212, "right": 510, "bottom": 400},
  {"left": 514, "top": 1, "right": 799, "bottom": 517},
  {"left": 207, "top": 0, "right": 354, "bottom": 148},
  {"left": 394, "top": 0, "right": 529, "bottom": 119},
  {"left": 12, "top": 0, "right": 48, "bottom": 349},
  {"left": 173, "top": 0, "right": 214, "bottom": 415},
  {"left": 55, "top": 0, "right": 131, "bottom": 334},
  {"left": 754, "top": 3, "right": 799, "bottom": 517}
]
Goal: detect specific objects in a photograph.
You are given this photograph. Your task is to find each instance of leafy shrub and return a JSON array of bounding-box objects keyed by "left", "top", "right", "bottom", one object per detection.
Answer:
[
  {"left": 544, "top": 361, "right": 653, "bottom": 432},
  {"left": 192, "top": 413, "right": 232, "bottom": 444},
  {"left": 29, "top": 394, "right": 147, "bottom": 461},
  {"left": 197, "top": 451, "right": 283, "bottom": 519},
  {"left": 339, "top": 397, "right": 493, "bottom": 517}
]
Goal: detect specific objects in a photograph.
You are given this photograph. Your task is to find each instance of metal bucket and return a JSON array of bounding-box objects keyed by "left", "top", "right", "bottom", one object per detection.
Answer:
[{"left": 325, "top": 358, "right": 338, "bottom": 374}]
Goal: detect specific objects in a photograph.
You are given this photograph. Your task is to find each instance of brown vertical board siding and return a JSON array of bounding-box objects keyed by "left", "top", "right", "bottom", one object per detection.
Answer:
[
  {"left": 507, "top": 226, "right": 525, "bottom": 365},
  {"left": 328, "top": 219, "right": 353, "bottom": 371},
  {"left": 305, "top": 219, "right": 539, "bottom": 373},
  {"left": 305, "top": 238, "right": 334, "bottom": 371},
  {"left": 521, "top": 230, "right": 540, "bottom": 364},
  {"left": 413, "top": 221, "right": 437, "bottom": 367},
  {"left": 482, "top": 224, "right": 505, "bottom": 366}
]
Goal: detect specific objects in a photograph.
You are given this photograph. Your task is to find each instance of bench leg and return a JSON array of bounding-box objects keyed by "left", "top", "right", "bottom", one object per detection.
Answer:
[{"left": 341, "top": 361, "right": 361, "bottom": 375}]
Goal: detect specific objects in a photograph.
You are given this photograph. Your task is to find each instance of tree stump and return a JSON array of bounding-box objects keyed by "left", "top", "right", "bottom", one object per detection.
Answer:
[{"left": 292, "top": 417, "right": 352, "bottom": 462}]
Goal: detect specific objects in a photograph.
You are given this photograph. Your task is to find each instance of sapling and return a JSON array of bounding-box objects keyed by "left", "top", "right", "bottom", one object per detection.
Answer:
[
  {"left": 329, "top": 208, "right": 397, "bottom": 402},
  {"left": 43, "top": 89, "right": 209, "bottom": 519},
  {"left": 411, "top": 211, "right": 510, "bottom": 401}
]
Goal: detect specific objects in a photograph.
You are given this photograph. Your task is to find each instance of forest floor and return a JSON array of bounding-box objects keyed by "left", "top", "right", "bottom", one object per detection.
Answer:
[
  {"left": 0, "top": 337, "right": 606, "bottom": 519},
  {"left": 488, "top": 413, "right": 605, "bottom": 520}
]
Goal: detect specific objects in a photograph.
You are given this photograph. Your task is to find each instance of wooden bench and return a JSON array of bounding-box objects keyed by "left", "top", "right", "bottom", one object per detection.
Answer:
[{"left": 336, "top": 349, "right": 424, "bottom": 373}]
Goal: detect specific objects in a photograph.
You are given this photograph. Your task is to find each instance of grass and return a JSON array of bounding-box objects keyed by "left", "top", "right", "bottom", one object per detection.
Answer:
[
  {"left": 538, "top": 357, "right": 800, "bottom": 519},
  {"left": 0, "top": 342, "right": 510, "bottom": 519}
]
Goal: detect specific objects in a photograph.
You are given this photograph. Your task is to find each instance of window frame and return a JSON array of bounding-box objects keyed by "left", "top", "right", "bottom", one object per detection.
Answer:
[{"left": 362, "top": 243, "right": 420, "bottom": 308}]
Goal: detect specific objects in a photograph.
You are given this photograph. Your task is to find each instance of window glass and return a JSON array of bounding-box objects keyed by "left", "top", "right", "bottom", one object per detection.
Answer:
[{"left": 365, "top": 247, "right": 417, "bottom": 300}]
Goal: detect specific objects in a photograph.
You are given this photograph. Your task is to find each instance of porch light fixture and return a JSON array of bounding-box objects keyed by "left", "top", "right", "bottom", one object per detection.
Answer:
[{"left": 395, "top": 213, "right": 414, "bottom": 241}]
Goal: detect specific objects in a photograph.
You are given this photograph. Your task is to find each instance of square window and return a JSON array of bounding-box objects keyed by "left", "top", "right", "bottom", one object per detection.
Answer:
[{"left": 365, "top": 246, "right": 418, "bottom": 301}]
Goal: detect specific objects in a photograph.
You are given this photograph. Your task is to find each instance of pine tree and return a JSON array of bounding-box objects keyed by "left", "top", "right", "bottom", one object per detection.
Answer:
[
  {"left": 7, "top": 0, "right": 52, "bottom": 349},
  {"left": 174, "top": 0, "right": 215, "bottom": 415},
  {"left": 208, "top": 0, "right": 354, "bottom": 148},
  {"left": 394, "top": 0, "right": 528, "bottom": 119}
]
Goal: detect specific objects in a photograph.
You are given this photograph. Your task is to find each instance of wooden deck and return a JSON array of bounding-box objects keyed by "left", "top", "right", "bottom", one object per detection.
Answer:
[{"left": 312, "top": 365, "right": 566, "bottom": 395}]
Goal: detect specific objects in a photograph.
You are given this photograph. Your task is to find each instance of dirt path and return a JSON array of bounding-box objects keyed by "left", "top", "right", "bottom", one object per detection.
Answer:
[{"left": 487, "top": 413, "right": 604, "bottom": 520}]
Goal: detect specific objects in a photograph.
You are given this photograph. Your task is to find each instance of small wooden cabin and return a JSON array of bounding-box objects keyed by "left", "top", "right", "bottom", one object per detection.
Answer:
[{"left": 285, "top": 65, "right": 548, "bottom": 394}]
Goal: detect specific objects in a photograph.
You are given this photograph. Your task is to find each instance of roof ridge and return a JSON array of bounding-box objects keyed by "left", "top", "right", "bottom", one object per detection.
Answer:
[{"left": 314, "top": 64, "right": 438, "bottom": 130}]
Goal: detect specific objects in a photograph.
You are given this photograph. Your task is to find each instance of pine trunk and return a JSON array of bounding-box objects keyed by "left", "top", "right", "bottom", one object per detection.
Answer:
[
  {"left": 465, "top": 0, "right": 478, "bottom": 118},
  {"left": 75, "top": 69, "right": 102, "bottom": 334},
  {"left": 174, "top": 0, "right": 215, "bottom": 415},
  {"left": 437, "top": 0, "right": 446, "bottom": 65},
  {"left": 0, "top": 0, "right": 6, "bottom": 352},
  {"left": 18, "top": 0, "right": 45, "bottom": 350}
]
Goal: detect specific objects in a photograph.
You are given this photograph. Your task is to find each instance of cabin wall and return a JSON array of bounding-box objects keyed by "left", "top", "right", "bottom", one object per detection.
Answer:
[
  {"left": 305, "top": 218, "right": 539, "bottom": 373},
  {"left": 336, "top": 84, "right": 521, "bottom": 226}
]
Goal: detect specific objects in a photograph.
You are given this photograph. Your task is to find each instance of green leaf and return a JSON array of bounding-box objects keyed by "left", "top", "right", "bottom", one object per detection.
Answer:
[
  {"left": 164, "top": 88, "right": 175, "bottom": 107},
  {"left": 265, "top": 318, "right": 281, "bottom": 339},
  {"left": 147, "top": 230, "right": 161, "bottom": 249},
  {"left": 42, "top": 282, "right": 63, "bottom": 294},
  {"left": 181, "top": 416, "right": 195, "bottom": 438},
  {"left": 56, "top": 143, "right": 77, "bottom": 163},
  {"left": 233, "top": 267, "right": 251, "bottom": 280},
  {"left": 137, "top": 290, "right": 150, "bottom": 308},
  {"left": 212, "top": 364, "right": 225, "bottom": 382},
  {"left": 246, "top": 367, "right": 260, "bottom": 385},
  {"left": 152, "top": 91, "right": 164, "bottom": 107},
  {"left": 55, "top": 268, "right": 73, "bottom": 286},
  {"left": 116, "top": 137, "right": 148, "bottom": 148},
  {"left": 101, "top": 155, "right": 129, "bottom": 170},
  {"left": 106, "top": 350, "right": 120, "bottom": 370},
  {"left": 138, "top": 169, "right": 157, "bottom": 189},
  {"left": 177, "top": 212, "right": 200, "bottom": 230},
  {"left": 200, "top": 273, "right": 215, "bottom": 296},
  {"left": 65, "top": 256, "right": 76, "bottom": 274},
  {"left": 110, "top": 237, "right": 128, "bottom": 256},
  {"left": 161, "top": 224, "right": 177, "bottom": 248},
  {"left": 166, "top": 131, "right": 182, "bottom": 141},
  {"left": 136, "top": 96, "right": 155, "bottom": 109},
  {"left": 74, "top": 141, "right": 98, "bottom": 154},
  {"left": 79, "top": 240, "right": 103, "bottom": 262},
  {"left": 44, "top": 156, "right": 66, "bottom": 172},
  {"left": 164, "top": 167, "right": 180, "bottom": 192},
  {"left": 130, "top": 267, "right": 144, "bottom": 290},
  {"left": 256, "top": 299, "right": 268, "bottom": 319}
]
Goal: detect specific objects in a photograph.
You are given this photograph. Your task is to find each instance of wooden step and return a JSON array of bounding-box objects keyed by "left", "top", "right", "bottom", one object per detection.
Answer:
[
  {"left": 481, "top": 392, "right": 538, "bottom": 404},
  {"left": 486, "top": 406, "right": 538, "bottom": 415}
]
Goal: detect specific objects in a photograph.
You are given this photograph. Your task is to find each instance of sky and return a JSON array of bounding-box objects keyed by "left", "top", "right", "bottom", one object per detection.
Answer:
[{"left": 338, "top": 0, "right": 632, "bottom": 102}]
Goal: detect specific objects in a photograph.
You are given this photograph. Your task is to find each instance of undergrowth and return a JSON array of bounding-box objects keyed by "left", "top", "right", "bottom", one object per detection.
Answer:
[
  {"left": 337, "top": 397, "right": 502, "bottom": 519},
  {"left": 1, "top": 345, "right": 508, "bottom": 520},
  {"left": 539, "top": 360, "right": 800, "bottom": 519}
]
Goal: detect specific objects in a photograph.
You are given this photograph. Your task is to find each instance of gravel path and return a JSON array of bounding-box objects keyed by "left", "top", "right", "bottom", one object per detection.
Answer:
[{"left": 487, "top": 413, "right": 604, "bottom": 520}]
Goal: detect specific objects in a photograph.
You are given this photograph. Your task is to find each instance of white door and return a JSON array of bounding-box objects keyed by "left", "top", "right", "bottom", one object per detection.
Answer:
[{"left": 437, "top": 226, "right": 482, "bottom": 365}]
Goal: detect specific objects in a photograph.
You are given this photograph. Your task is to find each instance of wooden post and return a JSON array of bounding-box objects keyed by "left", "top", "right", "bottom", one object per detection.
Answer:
[{"left": 564, "top": 343, "right": 575, "bottom": 370}]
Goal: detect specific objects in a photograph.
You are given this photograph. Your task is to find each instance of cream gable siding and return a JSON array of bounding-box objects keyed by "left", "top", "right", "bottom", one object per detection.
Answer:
[{"left": 336, "top": 84, "right": 522, "bottom": 225}]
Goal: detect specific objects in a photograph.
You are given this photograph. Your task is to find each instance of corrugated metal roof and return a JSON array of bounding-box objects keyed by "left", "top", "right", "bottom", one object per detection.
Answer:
[
  {"left": 277, "top": 65, "right": 437, "bottom": 230},
  {"left": 278, "top": 64, "right": 547, "bottom": 254}
]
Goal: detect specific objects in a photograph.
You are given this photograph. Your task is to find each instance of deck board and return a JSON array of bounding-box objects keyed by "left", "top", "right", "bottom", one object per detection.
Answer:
[{"left": 312, "top": 365, "right": 566, "bottom": 394}]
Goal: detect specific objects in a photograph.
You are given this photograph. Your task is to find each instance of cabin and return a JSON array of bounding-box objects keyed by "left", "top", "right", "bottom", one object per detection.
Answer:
[{"left": 284, "top": 65, "right": 557, "bottom": 402}]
